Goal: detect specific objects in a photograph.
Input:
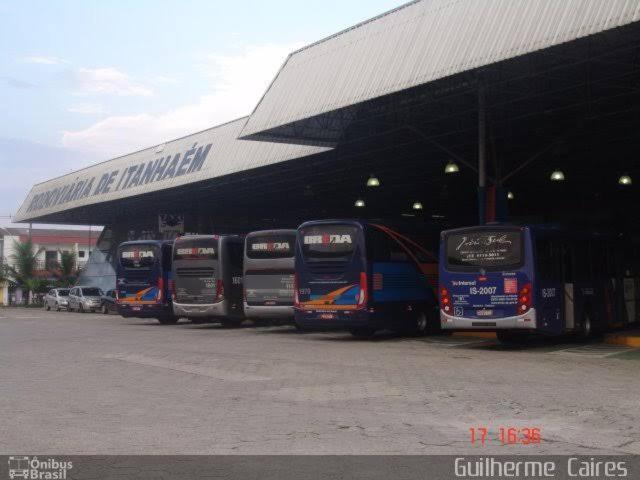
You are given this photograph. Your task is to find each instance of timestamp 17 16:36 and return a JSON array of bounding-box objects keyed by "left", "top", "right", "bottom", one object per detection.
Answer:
[{"left": 469, "top": 426, "right": 542, "bottom": 446}]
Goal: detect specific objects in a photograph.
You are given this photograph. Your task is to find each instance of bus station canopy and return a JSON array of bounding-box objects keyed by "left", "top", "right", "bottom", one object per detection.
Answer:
[
  {"left": 15, "top": 118, "right": 329, "bottom": 225},
  {"left": 14, "top": 0, "right": 640, "bottom": 232},
  {"left": 240, "top": 0, "right": 640, "bottom": 146}
]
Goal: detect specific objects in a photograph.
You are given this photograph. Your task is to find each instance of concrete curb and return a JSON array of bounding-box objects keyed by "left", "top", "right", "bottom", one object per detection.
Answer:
[
  {"left": 451, "top": 332, "right": 497, "bottom": 340},
  {"left": 604, "top": 332, "right": 640, "bottom": 348}
]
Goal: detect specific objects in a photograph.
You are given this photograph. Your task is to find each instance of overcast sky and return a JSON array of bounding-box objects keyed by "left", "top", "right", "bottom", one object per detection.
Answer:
[{"left": 0, "top": 0, "right": 403, "bottom": 227}]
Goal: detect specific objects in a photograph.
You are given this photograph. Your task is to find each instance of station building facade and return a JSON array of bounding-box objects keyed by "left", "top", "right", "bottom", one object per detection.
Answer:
[
  {"left": 14, "top": 0, "right": 640, "bottom": 292},
  {"left": 0, "top": 227, "right": 98, "bottom": 304}
]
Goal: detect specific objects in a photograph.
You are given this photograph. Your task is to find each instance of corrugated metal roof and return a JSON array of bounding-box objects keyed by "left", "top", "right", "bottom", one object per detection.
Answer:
[
  {"left": 241, "top": 0, "right": 640, "bottom": 142},
  {"left": 15, "top": 117, "right": 329, "bottom": 223}
]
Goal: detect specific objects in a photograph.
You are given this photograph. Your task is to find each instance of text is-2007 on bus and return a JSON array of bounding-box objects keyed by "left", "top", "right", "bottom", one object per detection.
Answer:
[{"left": 439, "top": 224, "right": 633, "bottom": 343}]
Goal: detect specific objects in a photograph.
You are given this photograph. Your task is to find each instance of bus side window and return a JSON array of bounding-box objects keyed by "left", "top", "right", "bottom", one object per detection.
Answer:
[
  {"left": 370, "top": 229, "right": 391, "bottom": 262},
  {"left": 573, "top": 240, "right": 590, "bottom": 281},
  {"left": 605, "top": 242, "right": 617, "bottom": 278},
  {"left": 590, "top": 240, "right": 604, "bottom": 279},
  {"left": 535, "top": 238, "right": 560, "bottom": 281},
  {"left": 561, "top": 241, "right": 574, "bottom": 284},
  {"left": 400, "top": 237, "right": 435, "bottom": 264}
]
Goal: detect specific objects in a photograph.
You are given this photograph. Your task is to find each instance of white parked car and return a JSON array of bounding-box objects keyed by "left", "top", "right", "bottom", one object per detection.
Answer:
[
  {"left": 68, "top": 286, "right": 104, "bottom": 313},
  {"left": 43, "top": 288, "right": 70, "bottom": 311}
]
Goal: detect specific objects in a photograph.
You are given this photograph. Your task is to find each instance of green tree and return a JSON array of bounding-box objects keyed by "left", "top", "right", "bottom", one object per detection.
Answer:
[
  {"left": 53, "top": 250, "right": 78, "bottom": 287},
  {"left": 5, "top": 239, "right": 47, "bottom": 304},
  {"left": 0, "top": 262, "right": 9, "bottom": 285}
]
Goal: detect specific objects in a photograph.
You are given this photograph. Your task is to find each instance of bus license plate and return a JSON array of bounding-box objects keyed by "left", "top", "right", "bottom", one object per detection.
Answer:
[
  {"left": 319, "top": 313, "right": 335, "bottom": 320},
  {"left": 476, "top": 309, "right": 493, "bottom": 316},
  {"left": 132, "top": 306, "right": 142, "bottom": 311}
]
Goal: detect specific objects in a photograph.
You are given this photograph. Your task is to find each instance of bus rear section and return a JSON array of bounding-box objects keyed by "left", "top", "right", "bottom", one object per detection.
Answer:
[
  {"left": 243, "top": 229, "right": 296, "bottom": 322},
  {"left": 172, "top": 235, "right": 244, "bottom": 324},
  {"left": 116, "top": 240, "right": 176, "bottom": 324},
  {"left": 439, "top": 226, "right": 536, "bottom": 334},
  {"left": 295, "top": 220, "right": 438, "bottom": 336}
]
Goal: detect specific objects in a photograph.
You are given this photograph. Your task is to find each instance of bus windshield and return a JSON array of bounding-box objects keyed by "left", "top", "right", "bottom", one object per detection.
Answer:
[
  {"left": 119, "top": 244, "right": 158, "bottom": 269},
  {"left": 247, "top": 234, "right": 295, "bottom": 259},
  {"left": 173, "top": 238, "right": 218, "bottom": 260},
  {"left": 446, "top": 230, "right": 523, "bottom": 270},
  {"left": 300, "top": 225, "right": 358, "bottom": 259}
]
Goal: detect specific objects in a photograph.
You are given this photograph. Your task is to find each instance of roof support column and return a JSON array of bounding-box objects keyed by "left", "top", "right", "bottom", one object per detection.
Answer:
[{"left": 478, "top": 82, "right": 489, "bottom": 225}]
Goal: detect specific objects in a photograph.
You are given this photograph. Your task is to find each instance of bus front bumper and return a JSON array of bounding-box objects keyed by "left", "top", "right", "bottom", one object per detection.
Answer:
[
  {"left": 294, "top": 308, "right": 371, "bottom": 330},
  {"left": 440, "top": 308, "right": 537, "bottom": 330},
  {"left": 244, "top": 303, "right": 294, "bottom": 319},
  {"left": 117, "top": 303, "right": 170, "bottom": 318},
  {"left": 173, "top": 300, "right": 227, "bottom": 318}
]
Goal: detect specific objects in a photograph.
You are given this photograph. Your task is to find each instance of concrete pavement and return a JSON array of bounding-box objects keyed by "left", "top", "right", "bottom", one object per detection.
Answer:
[{"left": 0, "top": 309, "right": 638, "bottom": 455}]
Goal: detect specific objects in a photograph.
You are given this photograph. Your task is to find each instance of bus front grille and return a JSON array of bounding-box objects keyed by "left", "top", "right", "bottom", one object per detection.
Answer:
[
  {"left": 305, "top": 261, "right": 349, "bottom": 275},
  {"left": 176, "top": 267, "right": 215, "bottom": 277}
]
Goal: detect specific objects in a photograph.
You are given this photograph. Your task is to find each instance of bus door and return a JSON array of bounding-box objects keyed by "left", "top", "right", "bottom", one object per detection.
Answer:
[
  {"left": 221, "top": 237, "right": 244, "bottom": 315},
  {"left": 618, "top": 235, "right": 639, "bottom": 325},
  {"left": 561, "top": 241, "right": 578, "bottom": 331},
  {"left": 531, "top": 236, "right": 566, "bottom": 334},
  {"left": 297, "top": 223, "right": 365, "bottom": 311},
  {"left": 173, "top": 237, "right": 219, "bottom": 305},
  {"left": 117, "top": 243, "right": 161, "bottom": 307},
  {"left": 584, "top": 239, "right": 617, "bottom": 328}
]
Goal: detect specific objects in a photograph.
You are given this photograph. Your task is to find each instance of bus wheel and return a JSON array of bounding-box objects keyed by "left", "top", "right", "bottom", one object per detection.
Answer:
[
  {"left": 45, "top": 303, "right": 51, "bottom": 311},
  {"left": 403, "top": 312, "right": 429, "bottom": 337},
  {"left": 157, "top": 316, "right": 178, "bottom": 325},
  {"left": 350, "top": 327, "right": 376, "bottom": 339},
  {"left": 294, "top": 321, "right": 308, "bottom": 332},
  {"left": 579, "top": 314, "right": 593, "bottom": 339},
  {"left": 496, "top": 331, "right": 527, "bottom": 345}
]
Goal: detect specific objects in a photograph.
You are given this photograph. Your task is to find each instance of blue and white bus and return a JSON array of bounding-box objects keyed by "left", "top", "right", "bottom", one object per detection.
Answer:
[
  {"left": 439, "top": 224, "right": 637, "bottom": 343},
  {"left": 116, "top": 240, "right": 176, "bottom": 324},
  {"left": 294, "top": 219, "right": 439, "bottom": 337}
]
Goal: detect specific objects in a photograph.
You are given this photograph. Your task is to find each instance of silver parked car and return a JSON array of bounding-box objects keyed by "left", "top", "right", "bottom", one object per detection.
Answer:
[
  {"left": 43, "top": 288, "right": 70, "bottom": 311},
  {"left": 68, "top": 286, "right": 104, "bottom": 313}
]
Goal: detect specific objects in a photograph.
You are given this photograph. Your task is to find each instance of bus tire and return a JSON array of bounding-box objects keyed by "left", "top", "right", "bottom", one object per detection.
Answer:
[
  {"left": 157, "top": 316, "right": 178, "bottom": 325},
  {"left": 349, "top": 327, "right": 376, "bottom": 339},
  {"left": 402, "top": 311, "right": 429, "bottom": 337},
  {"left": 579, "top": 314, "right": 594, "bottom": 339},
  {"left": 294, "top": 321, "right": 308, "bottom": 332},
  {"left": 221, "top": 319, "right": 242, "bottom": 328},
  {"left": 78, "top": 304, "right": 84, "bottom": 313}
]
